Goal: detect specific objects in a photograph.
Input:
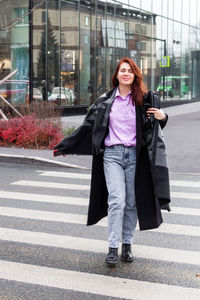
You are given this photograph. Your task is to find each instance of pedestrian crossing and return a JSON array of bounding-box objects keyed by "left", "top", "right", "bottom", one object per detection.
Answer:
[
  {"left": 0, "top": 168, "right": 200, "bottom": 299},
  {"left": 0, "top": 206, "right": 200, "bottom": 237}
]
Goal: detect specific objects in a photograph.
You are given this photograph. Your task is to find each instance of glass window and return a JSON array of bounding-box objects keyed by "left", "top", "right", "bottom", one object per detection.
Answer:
[
  {"left": 135, "top": 24, "right": 140, "bottom": 33},
  {"left": 141, "top": 0, "right": 152, "bottom": 12},
  {"left": 155, "top": 16, "right": 162, "bottom": 40},
  {"left": 135, "top": 24, "right": 147, "bottom": 35},
  {"left": 181, "top": 24, "right": 190, "bottom": 99},
  {"left": 168, "top": 0, "right": 174, "bottom": 19},
  {"left": 167, "top": 19, "right": 174, "bottom": 57},
  {"left": 129, "top": 0, "right": 141, "bottom": 9},
  {"left": 197, "top": 28, "right": 200, "bottom": 50},
  {"left": 140, "top": 42, "right": 147, "bottom": 51},
  {"left": 84, "top": 35, "right": 89, "bottom": 44},
  {"left": 32, "top": 0, "right": 60, "bottom": 103},
  {"left": 197, "top": 0, "right": 200, "bottom": 28},
  {"left": 174, "top": 0, "right": 182, "bottom": 22},
  {"left": 162, "top": 0, "right": 168, "bottom": 18},
  {"left": 182, "top": 0, "right": 190, "bottom": 24},
  {"left": 79, "top": 1, "right": 91, "bottom": 104},
  {"left": 190, "top": 0, "right": 197, "bottom": 26},
  {"left": 171, "top": 22, "right": 182, "bottom": 98},
  {"left": 84, "top": 16, "right": 89, "bottom": 27},
  {"left": 152, "top": 0, "right": 162, "bottom": 15},
  {"left": 0, "top": 0, "right": 29, "bottom": 104},
  {"left": 162, "top": 18, "right": 168, "bottom": 48},
  {"left": 14, "top": 7, "right": 29, "bottom": 25},
  {"left": 41, "top": 11, "right": 46, "bottom": 23},
  {"left": 59, "top": 0, "right": 79, "bottom": 105},
  {"left": 189, "top": 26, "right": 197, "bottom": 51},
  {"left": 9, "top": 0, "right": 197, "bottom": 108}
]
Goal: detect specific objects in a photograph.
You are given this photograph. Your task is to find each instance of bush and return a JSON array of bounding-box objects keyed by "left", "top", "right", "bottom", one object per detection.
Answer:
[{"left": 0, "top": 115, "right": 64, "bottom": 149}]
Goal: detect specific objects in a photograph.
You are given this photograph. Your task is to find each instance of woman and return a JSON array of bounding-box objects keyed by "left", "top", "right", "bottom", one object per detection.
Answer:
[{"left": 54, "top": 57, "right": 170, "bottom": 266}]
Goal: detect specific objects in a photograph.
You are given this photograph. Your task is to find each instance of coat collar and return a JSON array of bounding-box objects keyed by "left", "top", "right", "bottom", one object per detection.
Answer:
[{"left": 103, "top": 87, "right": 117, "bottom": 105}]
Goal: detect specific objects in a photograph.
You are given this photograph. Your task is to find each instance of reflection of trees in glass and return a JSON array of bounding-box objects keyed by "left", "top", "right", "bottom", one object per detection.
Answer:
[{"left": 37, "top": 16, "right": 59, "bottom": 100}]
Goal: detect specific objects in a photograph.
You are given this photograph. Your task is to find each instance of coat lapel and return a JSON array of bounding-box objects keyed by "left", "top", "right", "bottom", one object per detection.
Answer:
[
  {"left": 136, "top": 105, "right": 143, "bottom": 165},
  {"left": 102, "top": 88, "right": 117, "bottom": 127}
]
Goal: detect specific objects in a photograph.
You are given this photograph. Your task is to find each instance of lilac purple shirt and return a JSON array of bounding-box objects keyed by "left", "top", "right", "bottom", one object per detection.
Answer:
[{"left": 104, "top": 88, "right": 136, "bottom": 147}]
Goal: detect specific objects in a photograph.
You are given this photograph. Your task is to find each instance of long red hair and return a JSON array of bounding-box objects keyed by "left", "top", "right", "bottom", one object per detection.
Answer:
[{"left": 111, "top": 57, "right": 148, "bottom": 106}]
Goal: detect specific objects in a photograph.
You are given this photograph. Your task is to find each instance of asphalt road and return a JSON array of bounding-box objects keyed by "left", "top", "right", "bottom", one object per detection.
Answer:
[
  {"left": 0, "top": 162, "right": 200, "bottom": 299},
  {"left": 164, "top": 111, "right": 200, "bottom": 174}
]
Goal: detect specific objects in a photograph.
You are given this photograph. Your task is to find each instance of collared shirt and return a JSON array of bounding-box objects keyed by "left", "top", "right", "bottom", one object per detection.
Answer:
[{"left": 104, "top": 88, "right": 136, "bottom": 147}]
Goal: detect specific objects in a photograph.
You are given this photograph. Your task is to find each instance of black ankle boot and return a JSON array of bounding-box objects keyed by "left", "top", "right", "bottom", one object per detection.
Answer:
[
  {"left": 121, "top": 244, "right": 134, "bottom": 262},
  {"left": 106, "top": 247, "right": 118, "bottom": 265}
]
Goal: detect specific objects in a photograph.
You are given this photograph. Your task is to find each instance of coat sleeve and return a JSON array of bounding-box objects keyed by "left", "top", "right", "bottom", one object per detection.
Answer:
[
  {"left": 159, "top": 113, "right": 168, "bottom": 129},
  {"left": 53, "top": 101, "right": 99, "bottom": 155},
  {"left": 151, "top": 91, "right": 168, "bottom": 129}
]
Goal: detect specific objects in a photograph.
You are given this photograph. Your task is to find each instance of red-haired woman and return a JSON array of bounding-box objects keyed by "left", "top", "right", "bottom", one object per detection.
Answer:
[{"left": 54, "top": 57, "right": 170, "bottom": 267}]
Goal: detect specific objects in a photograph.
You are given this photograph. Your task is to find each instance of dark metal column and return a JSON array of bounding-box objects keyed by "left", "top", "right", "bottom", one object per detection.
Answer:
[{"left": 29, "top": 0, "right": 33, "bottom": 103}]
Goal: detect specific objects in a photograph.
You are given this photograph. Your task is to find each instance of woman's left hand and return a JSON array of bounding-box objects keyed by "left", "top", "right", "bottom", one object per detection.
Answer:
[{"left": 146, "top": 108, "right": 166, "bottom": 120}]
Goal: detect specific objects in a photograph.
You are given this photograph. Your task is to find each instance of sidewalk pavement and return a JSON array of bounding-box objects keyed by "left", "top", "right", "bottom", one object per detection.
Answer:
[{"left": 0, "top": 101, "right": 200, "bottom": 170}]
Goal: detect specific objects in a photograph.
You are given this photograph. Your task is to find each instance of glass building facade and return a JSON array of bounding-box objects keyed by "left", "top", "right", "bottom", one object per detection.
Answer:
[{"left": 1, "top": 0, "right": 200, "bottom": 107}]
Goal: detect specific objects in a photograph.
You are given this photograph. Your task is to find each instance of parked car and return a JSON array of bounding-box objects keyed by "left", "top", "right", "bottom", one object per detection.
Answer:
[
  {"left": 26, "top": 86, "right": 43, "bottom": 102},
  {"left": 48, "top": 87, "right": 74, "bottom": 104}
]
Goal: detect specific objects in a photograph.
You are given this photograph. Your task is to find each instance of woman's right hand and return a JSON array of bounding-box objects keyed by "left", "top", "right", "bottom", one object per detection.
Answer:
[{"left": 53, "top": 149, "right": 67, "bottom": 157}]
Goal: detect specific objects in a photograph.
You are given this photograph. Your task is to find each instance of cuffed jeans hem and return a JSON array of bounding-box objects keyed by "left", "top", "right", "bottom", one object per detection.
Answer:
[
  {"left": 109, "top": 241, "right": 133, "bottom": 247},
  {"left": 109, "top": 243, "right": 119, "bottom": 248},
  {"left": 122, "top": 240, "right": 133, "bottom": 245}
]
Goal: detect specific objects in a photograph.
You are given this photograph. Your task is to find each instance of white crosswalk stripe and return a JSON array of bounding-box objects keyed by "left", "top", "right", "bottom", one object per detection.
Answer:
[
  {"left": 172, "top": 191, "right": 200, "bottom": 200},
  {"left": 1, "top": 206, "right": 200, "bottom": 237},
  {"left": 0, "top": 260, "right": 200, "bottom": 300},
  {"left": 0, "top": 170, "right": 200, "bottom": 299},
  {"left": 0, "top": 191, "right": 88, "bottom": 205},
  {"left": 11, "top": 180, "right": 90, "bottom": 190},
  {"left": 1, "top": 191, "right": 200, "bottom": 217},
  {"left": 170, "top": 180, "right": 200, "bottom": 188},
  {"left": 1, "top": 190, "right": 200, "bottom": 205},
  {"left": 0, "top": 227, "right": 200, "bottom": 266},
  {"left": 37, "top": 170, "right": 91, "bottom": 180}
]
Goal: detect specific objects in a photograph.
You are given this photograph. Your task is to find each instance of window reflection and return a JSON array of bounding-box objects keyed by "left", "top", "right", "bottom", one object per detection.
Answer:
[
  {"left": 0, "top": 0, "right": 29, "bottom": 104},
  {"left": 190, "top": 0, "right": 197, "bottom": 26},
  {"left": 1, "top": 0, "right": 200, "bottom": 107}
]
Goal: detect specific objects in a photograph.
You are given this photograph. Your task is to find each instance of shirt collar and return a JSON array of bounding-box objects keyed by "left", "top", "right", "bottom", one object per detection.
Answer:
[{"left": 115, "top": 88, "right": 132, "bottom": 100}]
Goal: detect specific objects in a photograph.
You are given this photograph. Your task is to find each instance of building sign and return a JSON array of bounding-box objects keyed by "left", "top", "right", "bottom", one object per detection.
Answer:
[{"left": 160, "top": 56, "right": 170, "bottom": 67}]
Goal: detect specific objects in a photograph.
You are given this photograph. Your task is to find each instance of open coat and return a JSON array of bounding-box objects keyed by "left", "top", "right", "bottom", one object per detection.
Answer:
[{"left": 54, "top": 88, "right": 171, "bottom": 230}]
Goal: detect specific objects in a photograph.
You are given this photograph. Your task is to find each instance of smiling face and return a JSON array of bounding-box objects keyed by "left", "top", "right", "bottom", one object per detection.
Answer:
[{"left": 117, "top": 62, "right": 135, "bottom": 88}]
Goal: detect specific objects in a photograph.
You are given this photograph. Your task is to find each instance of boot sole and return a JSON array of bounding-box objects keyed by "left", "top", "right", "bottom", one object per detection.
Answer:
[
  {"left": 106, "top": 259, "right": 117, "bottom": 266},
  {"left": 121, "top": 256, "right": 135, "bottom": 263}
]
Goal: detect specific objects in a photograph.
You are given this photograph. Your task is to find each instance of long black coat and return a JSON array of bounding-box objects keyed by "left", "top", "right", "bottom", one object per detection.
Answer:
[{"left": 54, "top": 88, "right": 171, "bottom": 230}]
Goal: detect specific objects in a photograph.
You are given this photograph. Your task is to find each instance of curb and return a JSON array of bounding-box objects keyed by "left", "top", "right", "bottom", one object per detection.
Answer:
[{"left": 0, "top": 154, "right": 90, "bottom": 170}]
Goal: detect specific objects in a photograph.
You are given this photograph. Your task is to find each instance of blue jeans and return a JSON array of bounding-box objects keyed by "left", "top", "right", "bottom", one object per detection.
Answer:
[{"left": 103, "top": 145, "right": 137, "bottom": 248}]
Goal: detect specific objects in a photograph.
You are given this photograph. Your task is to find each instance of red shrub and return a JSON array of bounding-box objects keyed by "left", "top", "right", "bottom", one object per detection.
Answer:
[{"left": 0, "top": 115, "right": 63, "bottom": 149}]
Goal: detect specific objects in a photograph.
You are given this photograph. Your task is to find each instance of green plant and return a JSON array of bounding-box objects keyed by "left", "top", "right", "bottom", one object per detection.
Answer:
[{"left": 62, "top": 126, "right": 76, "bottom": 137}]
